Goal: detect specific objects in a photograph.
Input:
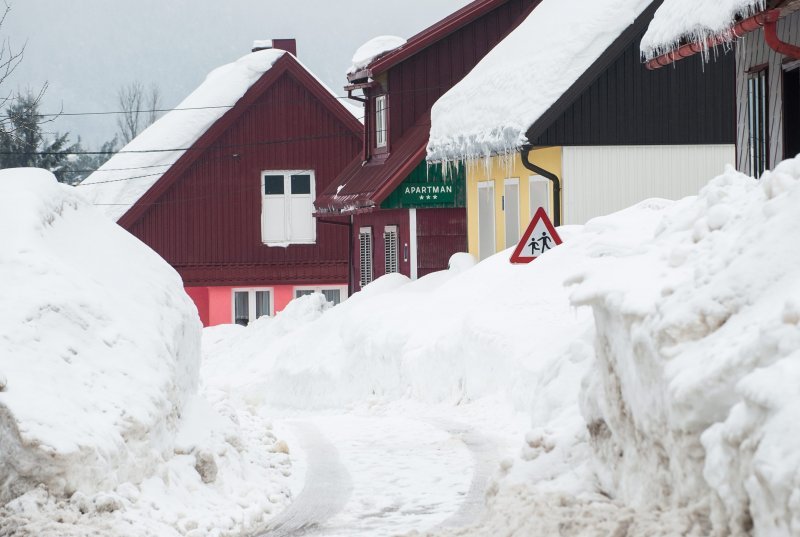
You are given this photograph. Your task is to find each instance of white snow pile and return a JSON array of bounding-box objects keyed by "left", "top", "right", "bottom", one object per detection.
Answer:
[
  {"left": 568, "top": 158, "right": 800, "bottom": 534},
  {"left": 427, "top": 0, "right": 651, "bottom": 162},
  {"left": 79, "top": 49, "right": 287, "bottom": 221},
  {"left": 0, "top": 169, "right": 291, "bottom": 537},
  {"left": 348, "top": 35, "right": 406, "bottom": 75},
  {"left": 641, "top": 0, "right": 766, "bottom": 60},
  {"left": 0, "top": 168, "right": 198, "bottom": 505}
]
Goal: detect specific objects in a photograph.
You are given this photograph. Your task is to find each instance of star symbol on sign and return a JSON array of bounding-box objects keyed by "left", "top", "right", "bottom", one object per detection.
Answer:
[
  {"left": 419, "top": 195, "right": 425, "bottom": 200},
  {"left": 426, "top": 195, "right": 431, "bottom": 200},
  {"left": 433, "top": 195, "right": 438, "bottom": 199}
]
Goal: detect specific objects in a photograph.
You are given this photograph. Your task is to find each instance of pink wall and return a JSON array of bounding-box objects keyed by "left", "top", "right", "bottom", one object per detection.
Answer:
[{"left": 186, "top": 283, "right": 347, "bottom": 327}]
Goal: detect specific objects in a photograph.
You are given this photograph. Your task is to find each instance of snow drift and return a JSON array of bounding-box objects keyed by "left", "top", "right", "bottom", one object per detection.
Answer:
[
  {"left": 571, "top": 159, "right": 800, "bottom": 534},
  {"left": 0, "top": 168, "right": 201, "bottom": 503}
]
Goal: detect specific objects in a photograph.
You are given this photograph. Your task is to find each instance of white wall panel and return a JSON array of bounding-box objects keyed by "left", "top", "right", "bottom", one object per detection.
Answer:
[{"left": 561, "top": 145, "right": 735, "bottom": 225}]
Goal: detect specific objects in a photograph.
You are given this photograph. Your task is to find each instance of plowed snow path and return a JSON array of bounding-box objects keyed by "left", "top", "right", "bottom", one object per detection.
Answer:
[{"left": 259, "top": 415, "right": 499, "bottom": 537}]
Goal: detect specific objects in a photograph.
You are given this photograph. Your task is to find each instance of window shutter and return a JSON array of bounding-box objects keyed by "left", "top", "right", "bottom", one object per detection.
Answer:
[
  {"left": 359, "top": 227, "right": 373, "bottom": 288},
  {"left": 384, "top": 225, "right": 399, "bottom": 274}
]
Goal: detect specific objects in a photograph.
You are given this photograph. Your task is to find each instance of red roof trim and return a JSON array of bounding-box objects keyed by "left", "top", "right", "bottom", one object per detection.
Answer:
[
  {"left": 351, "top": 0, "right": 511, "bottom": 80},
  {"left": 117, "top": 54, "right": 363, "bottom": 229}
]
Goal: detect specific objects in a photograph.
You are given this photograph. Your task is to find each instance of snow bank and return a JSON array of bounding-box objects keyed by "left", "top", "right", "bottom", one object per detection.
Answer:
[
  {"left": 641, "top": 0, "right": 765, "bottom": 60},
  {"left": 348, "top": 36, "right": 406, "bottom": 75},
  {"left": 0, "top": 168, "right": 200, "bottom": 503},
  {"left": 570, "top": 158, "right": 800, "bottom": 534},
  {"left": 0, "top": 169, "right": 292, "bottom": 537},
  {"left": 427, "top": 0, "right": 651, "bottom": 162}
]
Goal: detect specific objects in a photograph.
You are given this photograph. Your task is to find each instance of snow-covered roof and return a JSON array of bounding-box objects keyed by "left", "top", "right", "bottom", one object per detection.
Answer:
[
  {"left": 348, "top": 36, "right": 407, "bottom": 76},
  {"left": 641, "top": 0, "right": 766, "bottom": 60},
  {"left": 79, "top": 49, "right": 287, "bottom": 221},
  {"left": 427, "top": 0, "right": 653, "bottom": 162},
  {"left": 80, "top": 49, "right": 361, "bottom": 222}
]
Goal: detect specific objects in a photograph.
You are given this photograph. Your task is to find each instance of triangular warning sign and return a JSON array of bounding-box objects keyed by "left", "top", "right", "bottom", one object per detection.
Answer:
[{"left": 510, "top": 208, "right": 562, "bottom": 264}]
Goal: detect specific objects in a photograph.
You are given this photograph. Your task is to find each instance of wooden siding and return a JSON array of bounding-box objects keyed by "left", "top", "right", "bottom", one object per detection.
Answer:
[
  {"left": 561, "top": 145, "right": 735, "bottom": 225},
  {"left": 128, "top": 70, "right": 362, "bottom": 287},
  {"left": 352, "top": 209, "right": 411, "bottom": 288},
  {"left": 416, "top": 208, "right": 467, "bottom": 278},
  {"left": 384, "top": 0, "right": 537, "bottom": 143},
  {"left": 735, "top": 13, "right": 800, "bottom": 174},
  {"left": 531, "top": 30, "right": 736, "bottom": 147}
]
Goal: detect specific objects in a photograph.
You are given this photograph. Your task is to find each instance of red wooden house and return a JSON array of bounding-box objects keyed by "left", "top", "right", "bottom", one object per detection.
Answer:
[
  {"left": 315, "top": 0, "right": 539, "bottom": 288},
  {"left": 81, "top": 40, "right": 363, "bottom": 327}
]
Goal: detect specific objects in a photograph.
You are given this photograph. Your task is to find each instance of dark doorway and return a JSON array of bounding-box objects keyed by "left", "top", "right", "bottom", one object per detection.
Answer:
[{"left": 783, "top": 67, "right": 800, "bottom": 160}]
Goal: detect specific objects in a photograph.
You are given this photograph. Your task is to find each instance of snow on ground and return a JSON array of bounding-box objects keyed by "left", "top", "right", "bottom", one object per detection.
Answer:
[
  {"left": 641, "top": 0, "right": 765, "bottom": 60},
  {"left": 202, "top": 197, "right": 670, "bottom": 534},
  {"left": 570, "top": 160, "right": 800, "bottom": 535},
  {"left": 426, "top": 0, "right": 651, "bottom": 162},
  {"left": 0, "top": 169, "right": 291, "bottom": 537},
  {"left": 347, "top": 36, "right": 406, "bottom": 75}
]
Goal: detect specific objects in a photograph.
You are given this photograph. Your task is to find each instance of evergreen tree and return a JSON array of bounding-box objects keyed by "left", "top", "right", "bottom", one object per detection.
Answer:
[
  {"left": 61, "top": 136, "right": 118, "bottom": 185},
  {"left": 0, "top": 89, "right": 78, "bottom": 182}
]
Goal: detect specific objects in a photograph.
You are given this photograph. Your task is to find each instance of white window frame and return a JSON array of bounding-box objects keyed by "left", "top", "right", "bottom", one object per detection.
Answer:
[
  {"left": 261, "top": 170, "right": 317, "bottom": 245},
  {"left": 503, "top": 178, "right": 520, "bottom": 249},
  {"left": 529, "top": 175, "right": 551, "bottom": 220},
  {"left": 231, "top": 287, "right": 275, "bottom": 325},
  {"left": 477, "top": 181, "right": 496, "bottom": 261},
  {"left": 384, "top": 225, "right": 399, "bottom": 274},
  {"left": 359, "top": 226, "right": 374, "bottom": 289},
  {"left": 375, "top": 95, "right": 388, "bottom": 149},
  {"left": 293, "top": 285, "right": 349, "bottom": 305}
]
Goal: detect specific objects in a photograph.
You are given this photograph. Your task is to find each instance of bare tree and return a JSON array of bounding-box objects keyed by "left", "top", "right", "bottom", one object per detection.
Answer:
[
  {"left": 0, "top": 1, "right": 25, "bottom": 129},
  {"left": 116, "top": 82, "right": 162, "bottom": 144}
]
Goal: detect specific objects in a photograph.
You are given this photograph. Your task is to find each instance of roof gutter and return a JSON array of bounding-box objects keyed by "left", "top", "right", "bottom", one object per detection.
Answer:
[
  {"left": 645, "top": 9, "right": 795, "bottom": 70},
  {"left": 521, "top": 145, "right": 561, "bottom": 227}
]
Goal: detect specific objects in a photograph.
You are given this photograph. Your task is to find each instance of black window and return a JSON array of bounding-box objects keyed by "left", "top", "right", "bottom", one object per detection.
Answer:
[
  {"left": 291, "top": 174, "right": 311, "bottom": 195},
  {"left": 747, "top": 68, "right": 768, "bottom": 178},
  {"left": 264, "top": 175, "right": 284, "bottom": 195}
]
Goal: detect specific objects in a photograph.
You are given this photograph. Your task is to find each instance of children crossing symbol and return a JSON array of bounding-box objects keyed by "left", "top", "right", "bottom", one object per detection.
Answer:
[{"left": 510, "top": 208, "right": 562, "bottom": 264}]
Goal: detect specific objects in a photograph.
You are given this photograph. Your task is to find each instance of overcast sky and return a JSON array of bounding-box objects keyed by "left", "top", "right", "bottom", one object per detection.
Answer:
[{"left": 5, "top": 0, "right": 471, "bottom": 147}]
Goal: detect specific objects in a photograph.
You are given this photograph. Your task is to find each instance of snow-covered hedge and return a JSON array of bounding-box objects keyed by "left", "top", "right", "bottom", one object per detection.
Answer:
[
  {"left": 571, "top": 159, "right": 800, "bottom": 534},
  {"left": 0, "top": 169, "right": 201, "bottom": 504}
]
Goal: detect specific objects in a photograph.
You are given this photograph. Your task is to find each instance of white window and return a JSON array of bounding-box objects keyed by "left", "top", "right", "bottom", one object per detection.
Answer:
[
  {"left": 359, "top": 227, "right": 373, "bottom": 288},
  {"left": 477, "top": 181, "right": 495, "bottom": 261},
  {"left": 375, "top": 95, "right": 388, "bottom": 148},
  {"left": 503, "top": 178, "right": 520, "bottom": 249},
  {"left": 294, "top": 286, "right": 349, "bottom": 306},
  {"left": 232, "top": 288, "right": 273, "bottom": 326},
  {"left": 529, "top": 175, "right": 550, "bottom": 220},
  {"left": 384, "top": 225, "right": 399, "bottom": 274},
  {"left": 261, "top": 170, "right": 316, "bottom": 245}
]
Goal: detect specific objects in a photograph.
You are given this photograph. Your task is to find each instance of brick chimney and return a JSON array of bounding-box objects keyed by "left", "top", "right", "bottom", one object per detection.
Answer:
[{"left": 252, "top": 39, "right": 297, "bottom": 57}]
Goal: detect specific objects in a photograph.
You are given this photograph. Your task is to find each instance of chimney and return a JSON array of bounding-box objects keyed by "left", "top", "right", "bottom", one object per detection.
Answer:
[{"left": 251, "top": 39, "right": 297, "bottom": 57}]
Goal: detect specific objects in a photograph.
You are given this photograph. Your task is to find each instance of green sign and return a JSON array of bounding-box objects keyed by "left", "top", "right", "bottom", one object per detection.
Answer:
[{"left": 400, "top": 183, "right": 455, "bottom": 205}]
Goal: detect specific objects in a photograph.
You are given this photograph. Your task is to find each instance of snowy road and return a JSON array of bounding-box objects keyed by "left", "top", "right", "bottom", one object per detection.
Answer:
[{"left": 258, "top": 415, "right": 500, "bottom": 537}]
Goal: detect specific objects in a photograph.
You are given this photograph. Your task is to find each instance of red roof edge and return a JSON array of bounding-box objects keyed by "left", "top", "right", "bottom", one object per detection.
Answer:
[
  {"left": 117, "top": 53, "right": 363, "bottom": 228},
  {"left": 351, "top": 0, "right": 510, "bottom": 81}
]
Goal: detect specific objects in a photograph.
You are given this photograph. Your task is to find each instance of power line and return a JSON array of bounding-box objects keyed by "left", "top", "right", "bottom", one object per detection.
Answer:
[{"left": 21, "top": 84, "right": 451, "bottom": 119}]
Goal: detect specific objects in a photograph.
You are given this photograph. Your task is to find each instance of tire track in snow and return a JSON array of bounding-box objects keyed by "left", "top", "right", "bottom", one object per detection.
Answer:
[
  {"left": 257, "top": 421, "right": 353, "bottom": 537},
  {"left": 428, "top": 419, "right": 498, "bottom": 530}
]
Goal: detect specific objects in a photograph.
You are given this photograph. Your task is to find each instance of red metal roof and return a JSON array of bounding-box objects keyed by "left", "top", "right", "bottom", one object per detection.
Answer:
[
  {"left": 348, "top": 0, "right": 516, "bottom": 82},
  {"left": 316, "top": 114, "right": 430, "bottom": 213}
]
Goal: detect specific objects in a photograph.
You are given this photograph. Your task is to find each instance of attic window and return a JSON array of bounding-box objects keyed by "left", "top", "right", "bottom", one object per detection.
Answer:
[
  {"left": 261, "top": 170, "right": 316, "bottom": 245},
  {"left": 375, "top": 95, "right": 388, "bottom": 148}
]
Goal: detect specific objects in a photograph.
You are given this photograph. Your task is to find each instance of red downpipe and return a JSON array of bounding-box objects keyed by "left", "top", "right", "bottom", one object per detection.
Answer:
[{"left": 645, "top": 9, "right": 796, "bottom": 70}]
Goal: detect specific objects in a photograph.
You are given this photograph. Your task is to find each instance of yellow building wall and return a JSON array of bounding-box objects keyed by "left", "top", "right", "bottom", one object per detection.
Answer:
[{"left": 466, "top": 147, "right": 562, "bottom": 259}]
